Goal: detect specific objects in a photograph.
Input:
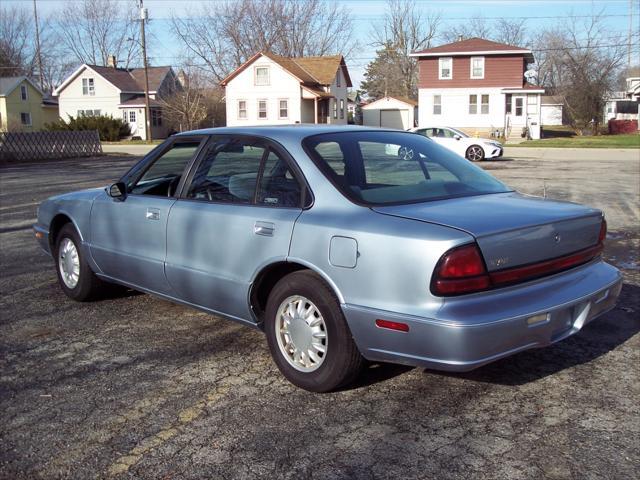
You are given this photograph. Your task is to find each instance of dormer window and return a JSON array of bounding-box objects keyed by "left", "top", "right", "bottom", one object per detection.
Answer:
[
  {"left": 255, "top": 66, "right": 270, "bottom": 86},
  {"left": 439, "top": 57, "right": 452, "bottom": 80},
  {"left": 470, "top": 57, "right": 485, "bottom": 79}
]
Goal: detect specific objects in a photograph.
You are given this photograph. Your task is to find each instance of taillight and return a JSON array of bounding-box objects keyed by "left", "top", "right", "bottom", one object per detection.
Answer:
[
  {"left": 598, "top": 218, "right": 607, "bottom": 244},
  {"left": 431, "top": 243, "right": 490, "bottom": 296}
]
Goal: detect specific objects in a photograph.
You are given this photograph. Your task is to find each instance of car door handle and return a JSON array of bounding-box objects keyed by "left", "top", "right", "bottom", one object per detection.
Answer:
[
  {"left": 146, "top": 208, "right": 160, "bottom": 221},
  {"left": 254, "top": 221, "right": 275, "bottom": 236}
]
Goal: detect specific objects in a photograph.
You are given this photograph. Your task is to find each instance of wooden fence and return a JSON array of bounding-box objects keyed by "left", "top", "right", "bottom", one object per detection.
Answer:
[{"left": 0, "top": 130, "right": 103, "bottom": 162}]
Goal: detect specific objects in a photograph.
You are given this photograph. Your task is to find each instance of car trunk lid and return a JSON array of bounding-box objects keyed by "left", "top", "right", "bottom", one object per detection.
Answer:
[{"left": 373, "top": 192, "right": 603, "bottom": 272}]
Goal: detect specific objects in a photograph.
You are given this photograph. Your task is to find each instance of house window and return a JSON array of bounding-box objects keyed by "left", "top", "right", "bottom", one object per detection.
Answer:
[
  {"left": 258, "top": 99, "right": 268, "bottom": 119},
  {"left": 78, "top": 109, "right": 101, "bottom": 117},
  {"left": 278, "top": 99, "right": 288, "bottom": 119},
  {"left": 333, "top": 99, "right": 338, "bottom": 119},
  {"left": 20, "top": 112, "right": 32, "bottom": 126},
  {"left": 470, "top": 57, "right": 485, "bottom": 79},
  {"left": 515, "top": 97, "right": 523, "bottom": 116},
  {"left": 255, "top": 67, "right": 270, "bottom": 86},
  {"left": 122, "top": 111, "right": 127, "bottom": 122},
  {"left": 82, "top": 78, "right": 95, "bottom": 96},
  {"left": 151, "top": 109, "right": 162, "bottom": 126},
  {"left": 527, "top": 94, "right": 538, "bottom": 114},
  {"left": 433, "top": 95, "right": 442, "bottom": 115},
  {"left": 469, "top": 95, "right": 477, "bottom": 114},
  {"left": 505, "top": 94, "right": 513, "bottom": 114},
  {"left": 20, "top": 85, "right": 28, "bottom": 101},
  {"left": 336, "top": 71, "right": 341, "bottom": 87},
  {"left": 340, "top": 99, "right": 344, "bottom": 119},
  {"left": 238, "top": 100, "right": 247, "bottom": 119},
  {"left": 129, "top": 110, "right": 137, "bottom": 123},
  {"left": 481, "top": 94, "right": 489, "bottom": 114},
  {"left": 439, "top": 57, "right": 452, "bottom": 79}
]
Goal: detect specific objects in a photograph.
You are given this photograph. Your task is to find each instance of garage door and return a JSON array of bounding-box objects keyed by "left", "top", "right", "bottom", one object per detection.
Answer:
[{"left": 380, "top": 109, "right": 409, "bottom": 130}]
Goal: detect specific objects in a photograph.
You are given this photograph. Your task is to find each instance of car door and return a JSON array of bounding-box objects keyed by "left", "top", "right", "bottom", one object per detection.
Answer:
[
  {"left": 164, "top": 135, "right": 308, "bottom": 322},
  {"left": 90, "top": 136, "right": 206, "bottom": 295}
]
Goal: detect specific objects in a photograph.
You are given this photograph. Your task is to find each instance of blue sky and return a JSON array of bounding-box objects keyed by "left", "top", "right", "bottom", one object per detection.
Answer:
[{"left": 12, "top": 0, "right": 640, "bottom": 87}]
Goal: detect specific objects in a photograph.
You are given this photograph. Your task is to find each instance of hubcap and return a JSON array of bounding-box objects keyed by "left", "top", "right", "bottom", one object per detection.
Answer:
[
  {"left": 468, "top": 146, "right": 483, "bottom": 161},
  {"left": 58, "top": 237, "right": 80, "bottom": 289},
  {"left": 275, "top": 295, "right": 327, "bottom": 372}
]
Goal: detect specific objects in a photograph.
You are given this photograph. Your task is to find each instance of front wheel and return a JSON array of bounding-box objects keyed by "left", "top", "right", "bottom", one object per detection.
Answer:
[
  {"left": 264, "top": 271, "right": 364, "bottom": 392},
  {"left": 465, "top": 145, "right": 485, "bottom": 162},
  {"left": 55, "top": 223, "right": 107, "bottom": 301}
]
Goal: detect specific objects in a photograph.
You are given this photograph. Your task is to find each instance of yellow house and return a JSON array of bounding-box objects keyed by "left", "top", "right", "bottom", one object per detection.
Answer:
[{"left": 0, "top": 77, "right": 59, "bottom": 132}]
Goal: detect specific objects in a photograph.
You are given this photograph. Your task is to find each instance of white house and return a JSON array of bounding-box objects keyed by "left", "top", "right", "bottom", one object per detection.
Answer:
[
  {"left": 541, "top": 96, "right": 564, "bottom": 126},
  {"left": 53, "top": 58, "right": 177, "bottom": 139},
  {"left": 410, "top": 38, "right": 544, "bottom": 140},
  {"left": 604, "top": 77, "right": 640, "bottom": 125},
  {"left": 220, "top": 52, "right": 351, "bottom": 126},
  {"left": 362, "top": 96, "right": 417, "bottom": 130}
]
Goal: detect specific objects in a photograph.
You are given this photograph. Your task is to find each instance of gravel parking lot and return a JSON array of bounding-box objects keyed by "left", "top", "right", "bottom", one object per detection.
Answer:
[{"left": 1, "top": 148, "right": 638, "bottom": 479}]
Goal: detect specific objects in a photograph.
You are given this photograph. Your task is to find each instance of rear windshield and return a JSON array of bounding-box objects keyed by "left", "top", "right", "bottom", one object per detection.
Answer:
[{"left": 302, "top": 131, "right": 511, "bottom": 205}]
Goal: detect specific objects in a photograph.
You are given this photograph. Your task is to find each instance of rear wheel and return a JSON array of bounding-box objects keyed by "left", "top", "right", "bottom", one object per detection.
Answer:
[
  {"left": 54, "top": 223, "right": 106, "bottom": 301},
  {"left": 465, "top": 145, "right": 485, "bottom": 162},
  {"left": 264, "top": 271, "right": 364, "bottom": 392}
]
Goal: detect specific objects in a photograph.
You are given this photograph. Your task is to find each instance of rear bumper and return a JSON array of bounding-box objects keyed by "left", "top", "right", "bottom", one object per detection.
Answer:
[{"left": 343, "top": 260, "right": 622, "bottom": 371}]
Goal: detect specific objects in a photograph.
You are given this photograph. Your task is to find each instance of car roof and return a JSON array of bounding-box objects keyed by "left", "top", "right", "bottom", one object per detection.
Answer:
[{"left": 176, "top": 124, "right": 404, "bottom": 142}]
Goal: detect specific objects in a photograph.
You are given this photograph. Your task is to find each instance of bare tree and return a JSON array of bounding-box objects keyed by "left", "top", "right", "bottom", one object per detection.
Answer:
[
  {"left": 159, "top": 67, "right": 225, "bottom": 132},
  {"left": 0, "top": 5, "right": 36, "bottom": 77},
  {"left": 58, "top": 0, "right": 141, "bottom": 68},
  {"left": 170, "top": 0, "right": 356, "bottom": 82},
  {"left": 441, "top": 16, "right": 492, "bottom": 44},
  {"left": 441, "top": 16, "right": 529, "bottom": 47},
  {"left": 533, "top": 12, "right": 628, "bottom": 133},
  {"left": 364, "top": 0, "right": 440, "bottom": 99}
]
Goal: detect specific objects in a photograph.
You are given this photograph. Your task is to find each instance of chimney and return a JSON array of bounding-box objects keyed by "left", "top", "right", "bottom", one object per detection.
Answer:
[
  {"left": 107, "top": 55, "right": 117, "bottom": 68},
  {"left": 457, "top": 34, "right": 464, "bottom": 42}
]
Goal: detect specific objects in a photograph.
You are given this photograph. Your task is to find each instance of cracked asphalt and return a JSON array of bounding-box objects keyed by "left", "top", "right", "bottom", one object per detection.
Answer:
[{"left": 1, "top": 148, "right": 639, "bottom": 479}]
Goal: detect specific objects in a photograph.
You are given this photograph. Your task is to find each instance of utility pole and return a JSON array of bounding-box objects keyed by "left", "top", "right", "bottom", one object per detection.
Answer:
[
  {"left": 139, "top": 0, "right": 152, "bottom": 141},
  {"left": 32, "top": 0, "right": 44, "bottom": 90},
  {"left": 628, "top": 0, "right": 634, "bottom": 69}
]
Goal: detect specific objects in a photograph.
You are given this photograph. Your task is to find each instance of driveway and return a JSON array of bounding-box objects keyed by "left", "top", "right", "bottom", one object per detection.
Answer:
[{"left": 1, "top": 149, "right": 638, "bottom": 479}]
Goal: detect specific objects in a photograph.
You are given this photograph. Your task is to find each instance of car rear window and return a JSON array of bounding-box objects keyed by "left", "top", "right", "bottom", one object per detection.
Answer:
[{"left": 302, "top": 131, "right": 510, "bottom": 205}]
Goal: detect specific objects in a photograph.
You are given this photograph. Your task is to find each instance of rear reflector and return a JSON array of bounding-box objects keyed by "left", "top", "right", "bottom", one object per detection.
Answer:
[{"left": 375, "top": 319, "right": 410, "bottom": 332}]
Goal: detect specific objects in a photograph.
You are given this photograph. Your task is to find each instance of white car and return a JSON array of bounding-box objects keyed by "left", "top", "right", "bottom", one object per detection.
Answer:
[{"left": 411, "top": 126, "right": 503, "bottom": 161}]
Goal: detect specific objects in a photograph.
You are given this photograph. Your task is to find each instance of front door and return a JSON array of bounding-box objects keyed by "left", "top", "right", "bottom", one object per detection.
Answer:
[
  {"left": 90, "top": 137, "right": 205, "bottom": 294},
  {"left": 165, "top": 136, "right": 306, "bottom": 321},
  {"left": 510, "top": 95, "right": 526, "bottom": 126}
]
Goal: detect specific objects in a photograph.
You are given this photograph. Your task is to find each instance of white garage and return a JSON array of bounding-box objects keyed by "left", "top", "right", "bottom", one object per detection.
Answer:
[
  {"left": 541, "top": 95, "right": 564, "bottom": 126},
  {"left": 362, "top": 96, "right": 417, "bottom": 130}
]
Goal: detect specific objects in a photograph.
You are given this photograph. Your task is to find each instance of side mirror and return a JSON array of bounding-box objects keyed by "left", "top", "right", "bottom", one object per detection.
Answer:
[
  {"left": 453, "top": 134, "right": 462, "bottom": 140},
  {"left": 108, "top": 182, "right": 126, "bottom": 200}
]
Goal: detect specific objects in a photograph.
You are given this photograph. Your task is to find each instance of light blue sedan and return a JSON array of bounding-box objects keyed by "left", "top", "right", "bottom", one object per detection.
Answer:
[{"left": 34, "top": 126, "right": 622, "bottom": 392}]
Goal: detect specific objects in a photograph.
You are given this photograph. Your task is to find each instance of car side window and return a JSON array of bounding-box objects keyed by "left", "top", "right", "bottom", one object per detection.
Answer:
[
  {"left": 129, "top": 141, "right": 201, "bottom": 197},
  {"left": 257, "top": 151, "right": 302, "bottom": 208},
  {"left": 185, "top": 139, "right": 265, "bottom": 203}
]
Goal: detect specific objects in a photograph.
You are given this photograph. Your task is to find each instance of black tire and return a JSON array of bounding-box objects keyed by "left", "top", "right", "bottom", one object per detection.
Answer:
[
  {"left": 264, "top": 270, "right": 364, "bottom": 392},
  {"left": 54, "top": 223, "right": 106, "bottom": 301},
  {"left": 465, "top": 145, "right": 485, "bottom": 162}
]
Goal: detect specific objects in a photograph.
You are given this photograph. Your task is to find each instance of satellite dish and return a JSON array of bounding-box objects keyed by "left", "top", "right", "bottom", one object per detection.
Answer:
[{"left": 524, "top": 70, "right": 537, "bottom": 80}]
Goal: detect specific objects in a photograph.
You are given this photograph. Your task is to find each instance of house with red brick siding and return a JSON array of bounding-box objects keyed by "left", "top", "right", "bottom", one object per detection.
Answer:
[{"left": 410, "top": 37, "right": 544, "bottom": 140}]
